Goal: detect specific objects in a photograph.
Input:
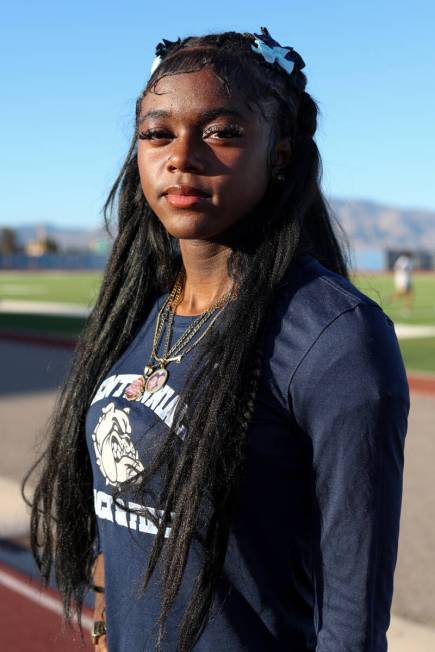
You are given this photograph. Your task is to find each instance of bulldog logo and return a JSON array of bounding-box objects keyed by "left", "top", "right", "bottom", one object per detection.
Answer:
[{"left": 92, "top": 402, "right": 144, "bottom": 487}]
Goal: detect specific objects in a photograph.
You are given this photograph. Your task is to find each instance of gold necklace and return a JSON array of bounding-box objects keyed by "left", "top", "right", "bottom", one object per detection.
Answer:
[{"left": 123, "top": 270, "right": 232, "bottom": 400}]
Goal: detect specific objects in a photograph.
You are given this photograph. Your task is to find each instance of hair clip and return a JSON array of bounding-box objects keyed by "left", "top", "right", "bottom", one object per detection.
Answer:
[
  {"left": 149, "top": 29, "right": 306, "bottom": 82},
  {"left": 250, "top": 27, "right": 305, "bottom": 77},
  {"left": 150, "top": 55, "right": 163, "bottom": 75},
  {"left": 150, "top": 37, "right": 182, "bottom": 75}
]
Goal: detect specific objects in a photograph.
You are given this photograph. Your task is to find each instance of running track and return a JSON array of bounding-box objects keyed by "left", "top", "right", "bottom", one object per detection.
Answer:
[{"left": 0, "top": 541, "right": 93, "bottom": 651}]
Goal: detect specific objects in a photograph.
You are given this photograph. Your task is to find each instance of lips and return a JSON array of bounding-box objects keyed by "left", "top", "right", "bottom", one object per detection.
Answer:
[
  {"left": 162, "top": 184, "right": 212, "bottom": 209},
  {"left": 162, "top": 184, "right": 211, "bottom": 198}
]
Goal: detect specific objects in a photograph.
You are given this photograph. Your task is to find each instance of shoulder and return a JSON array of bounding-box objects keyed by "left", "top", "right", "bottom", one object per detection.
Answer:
[
  {"left": 265, "top": 254, "right": 389, "bottom": 370},
  {"left": 278, "top": 253, "right": 382, "bottom": 318},
  {"left": 261, "top": 255, "right": 407, "bottom": 409}
]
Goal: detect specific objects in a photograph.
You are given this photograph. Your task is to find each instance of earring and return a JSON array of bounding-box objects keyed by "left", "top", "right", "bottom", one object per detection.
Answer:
[{"left": 276, "top": 174, "right": 285, "bottom": 182}]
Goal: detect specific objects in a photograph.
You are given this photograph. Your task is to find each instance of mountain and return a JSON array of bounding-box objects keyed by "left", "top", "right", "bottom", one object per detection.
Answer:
[
  {"left": 7, "top": 224, "right": 113, "bottom": 250},
  {"left": 330, "top": 199, "right": 435, "bottom": 250},
  {"left": 3, "top": 198, "right": 435, "bottom": 251}
]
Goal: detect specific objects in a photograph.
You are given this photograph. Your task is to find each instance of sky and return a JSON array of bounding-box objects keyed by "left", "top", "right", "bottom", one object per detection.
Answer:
[{"left": 1, "top": 0, "right": 434, "bottom": 228}]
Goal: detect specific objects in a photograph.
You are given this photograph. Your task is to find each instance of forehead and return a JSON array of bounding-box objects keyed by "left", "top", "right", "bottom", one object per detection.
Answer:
[{"left": 139, "top": 67, "right": 260, "bottom": 123}]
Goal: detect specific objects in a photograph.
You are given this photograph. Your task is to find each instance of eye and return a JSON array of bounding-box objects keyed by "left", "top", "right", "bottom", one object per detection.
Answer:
[
  {"left": 203, "top": 124, "right": 244, "bottom": 140},
  {"left": 111, "top": 419, "right": 121, "bottom": 434},
  {"left": 138, "top": 128, "right": 172, "bottom": 141}
]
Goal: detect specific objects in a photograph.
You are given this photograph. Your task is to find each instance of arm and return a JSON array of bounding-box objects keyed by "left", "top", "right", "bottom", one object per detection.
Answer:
[
  {"left": 290, "top": 303, "right": 410, "bottom": 651},
  {"left": 92, "top": 553, "right": 107, "bottom": 651}
]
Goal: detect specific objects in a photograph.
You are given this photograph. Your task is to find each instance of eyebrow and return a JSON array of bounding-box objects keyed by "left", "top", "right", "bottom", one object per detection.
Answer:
[{"left": 138, "top": 107, "right": 245, "bottom": 125}]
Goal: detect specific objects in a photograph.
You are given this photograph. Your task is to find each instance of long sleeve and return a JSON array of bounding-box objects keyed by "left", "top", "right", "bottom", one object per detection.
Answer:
[{"left": 290, "top": 302, "right": 410, "bottom": 651}]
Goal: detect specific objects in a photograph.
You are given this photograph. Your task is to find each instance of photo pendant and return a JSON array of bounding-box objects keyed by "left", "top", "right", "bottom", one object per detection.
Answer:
[
  {"left": 123, "top": 376, "right": 146, "bottom": 401},
  {"left": 145, "top": 367, "right": 168, "bottom": 394}
]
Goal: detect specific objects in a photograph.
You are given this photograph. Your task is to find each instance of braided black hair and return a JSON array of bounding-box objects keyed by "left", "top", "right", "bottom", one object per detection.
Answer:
[{"left": 23, "top": 29, "right": 350, "bottom": 652}]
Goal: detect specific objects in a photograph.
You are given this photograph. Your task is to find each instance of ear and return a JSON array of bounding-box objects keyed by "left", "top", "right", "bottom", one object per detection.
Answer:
[{"left": 272, "top": 136, "right": 292, "bottom": 172}]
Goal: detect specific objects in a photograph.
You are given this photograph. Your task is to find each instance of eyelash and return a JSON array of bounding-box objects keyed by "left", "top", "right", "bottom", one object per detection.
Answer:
[
  {"left": 204, "top": 124, "right": 244, "bottom": 139},
  {"left": 138, "top": 124, "right": 244, "bottom": 141}
]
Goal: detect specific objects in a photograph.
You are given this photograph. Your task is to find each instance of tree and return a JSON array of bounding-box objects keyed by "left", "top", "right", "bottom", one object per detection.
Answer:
[
  {"left": 42, "top": 237, "right": 60, "bottom": 253},
  {"left": 0, "top": 228, "right": 20, "bottom": 254}
]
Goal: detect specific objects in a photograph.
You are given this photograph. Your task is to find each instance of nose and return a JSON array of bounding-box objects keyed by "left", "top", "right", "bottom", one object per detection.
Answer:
[{"left": 166, "top": 131, "right": 205, "bottom": 174}]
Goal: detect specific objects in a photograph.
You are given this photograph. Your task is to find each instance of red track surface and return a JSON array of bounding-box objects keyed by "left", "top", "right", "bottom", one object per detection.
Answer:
[
  {"left": 0, "top": 331, "right": 77, "bottom": 349},
  {"left": 407, "top": 374, "right": 435, "bottom": 396},
  {"left": 0, "top": 562, "right": 93, "bottom": 652}
]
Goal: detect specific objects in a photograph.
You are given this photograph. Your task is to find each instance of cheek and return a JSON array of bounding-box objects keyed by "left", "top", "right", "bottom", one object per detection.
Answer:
[
  {"left": 137, "top": 149, "right": 166, "bottom": 217},
  {"left": 137, "top": 148, "right": 152, "bottom": 195},
  {"left": 221, "top": 147, "right": 269, "bottom": 208}
]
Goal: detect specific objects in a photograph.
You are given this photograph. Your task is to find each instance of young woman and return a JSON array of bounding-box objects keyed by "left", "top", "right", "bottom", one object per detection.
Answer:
[{"left": 25, "top": 28, "right": 410, "bottom": 652}]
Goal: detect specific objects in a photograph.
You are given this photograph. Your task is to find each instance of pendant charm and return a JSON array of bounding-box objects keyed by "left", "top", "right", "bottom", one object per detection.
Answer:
[
  {"left": 143, "top": 365, "right": 154, "bottom": 377},
  {"left": 123, "top": 376, "right": 146, "bottom": 401},
  {"left": 145, "top": 367, "right": 168, "bottom": 394}
]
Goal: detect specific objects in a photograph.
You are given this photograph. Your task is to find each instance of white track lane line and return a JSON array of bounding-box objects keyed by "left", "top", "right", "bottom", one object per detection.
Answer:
[
  {"left": 0, "top": 567, "right": 93, "bottom": 630},
  {"left": 0, "top": 299, "right": 91, "bottom": 317},
  {"left": 394, "top": 323, "right": 435, "bottom": 339}
]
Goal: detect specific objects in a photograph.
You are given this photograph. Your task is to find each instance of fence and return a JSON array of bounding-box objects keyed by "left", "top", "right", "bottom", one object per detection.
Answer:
[{"left": 0, "top": 252, "right": 108, "bottom": 270}]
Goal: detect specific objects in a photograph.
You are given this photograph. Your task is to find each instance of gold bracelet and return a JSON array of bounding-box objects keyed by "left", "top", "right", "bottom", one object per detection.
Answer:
[{"left": 91, "top": 620, "right": 106, "bottom": 644}]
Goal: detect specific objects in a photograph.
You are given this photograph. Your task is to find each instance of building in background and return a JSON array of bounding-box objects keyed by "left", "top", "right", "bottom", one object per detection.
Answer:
[
  {"left": 351, "top": 248, "right": 435, "bottom": 272},
  {"left": 0, "top": 224, "right": 111, "bottom": 270},
  {"left": 386, "top": 249, "right": 434, "bottom": 271}
]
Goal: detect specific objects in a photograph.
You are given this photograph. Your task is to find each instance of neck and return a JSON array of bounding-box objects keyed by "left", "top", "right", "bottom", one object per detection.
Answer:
[{"left": 175, "top": 240, "right": 233, "bottom": 316}]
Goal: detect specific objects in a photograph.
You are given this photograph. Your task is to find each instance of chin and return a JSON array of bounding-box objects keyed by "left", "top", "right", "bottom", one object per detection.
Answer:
[{"left": 159, "top": 211, "right": 230, "bottom": 241}]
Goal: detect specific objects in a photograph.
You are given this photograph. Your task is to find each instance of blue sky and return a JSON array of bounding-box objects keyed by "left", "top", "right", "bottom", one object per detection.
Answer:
[{"left": 1, "top": 0, "right": 434, "bottom": 228}]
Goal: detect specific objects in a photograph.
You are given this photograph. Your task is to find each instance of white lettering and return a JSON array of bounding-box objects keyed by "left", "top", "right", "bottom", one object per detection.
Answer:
[
  {"left": 127, "top": 501, "right": 150, "bottom": 533},
  {"left": 91, "top": 375, "right": 119, "bottom": 405},
  {"left": 142, "top": 386, "right": 167, "bottom": 410},
  {"left": 113, "top": 497, "right": 128, "bottom": 527},
  {"left": 94, "top": 490, "right": 114, "bottom": 522},
  {"left": 94, "top": 489, "right": 172, "bottom": 537},
  {"left": 91, "top": 373, "right": 185, "bottom": 437},
  {"left": 162, "top": 395, "right": 180, "bottom": 426},
  {"left": 153, "top": 387, "right": 176, "bottom": 417}
]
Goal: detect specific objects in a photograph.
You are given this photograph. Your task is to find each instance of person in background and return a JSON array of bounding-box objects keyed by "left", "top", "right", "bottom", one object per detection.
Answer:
[{"left": 392, "top": 251, "right": 414, "bottom": 315}]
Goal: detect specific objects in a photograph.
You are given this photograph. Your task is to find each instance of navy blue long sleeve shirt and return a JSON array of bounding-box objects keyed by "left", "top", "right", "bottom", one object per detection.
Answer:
[{"left": 85, "top": 254, "right": 409, "bottom": 651}]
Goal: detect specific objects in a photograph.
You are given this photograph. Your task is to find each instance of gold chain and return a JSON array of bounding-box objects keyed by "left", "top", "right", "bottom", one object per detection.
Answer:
[
  {"left": 151, "top": 269, "right": 232, "bottom": 366},
  {"left": 123, "top": 268, "right": 235, "bottom": 401},
  {"left": 123, "top": 268, "right": 233, "bottom": 399},
  {"left": 151, "top": 268, "right": 185, "bottom": 355},
  {"left": 151, "top": 269, "right": 185, "bottom": 361}
]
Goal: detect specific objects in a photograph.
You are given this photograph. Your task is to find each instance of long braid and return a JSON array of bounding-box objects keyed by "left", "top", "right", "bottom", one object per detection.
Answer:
[{"left": 173, "top": 344, "right": 264, "bottom": 652}]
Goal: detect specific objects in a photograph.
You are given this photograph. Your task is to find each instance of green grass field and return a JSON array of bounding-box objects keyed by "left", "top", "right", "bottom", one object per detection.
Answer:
[
  {"left": 0, "top": 271, "right": 103, "bottom": 305},
  {"left": 351, "top": 272, "right": 435, "bottom": 374},
  {"left": 1, "top": 270, "right": 434, "bottom": 374},
  {"left": 351, "top": 273, "right": 435, "bottom": 326}
]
